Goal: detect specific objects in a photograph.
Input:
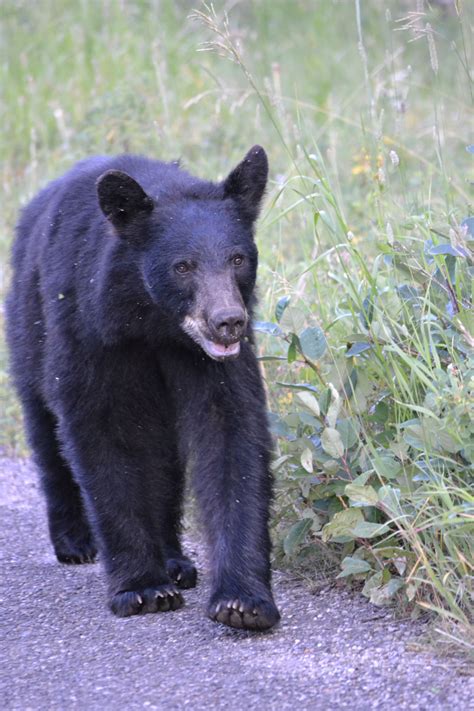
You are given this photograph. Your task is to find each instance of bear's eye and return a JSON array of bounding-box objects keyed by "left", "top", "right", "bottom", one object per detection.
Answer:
[
  {"left": 175, "top": 262, "right": 190, "bottom": 275},
  {"left": 232, "top": 254, "right": 244, "bottom": 267}
]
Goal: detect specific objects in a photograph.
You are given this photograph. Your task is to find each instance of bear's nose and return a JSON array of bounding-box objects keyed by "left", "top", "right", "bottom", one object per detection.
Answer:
[{"left": 209, "top": 307, "right": 247, "bottom": 342}]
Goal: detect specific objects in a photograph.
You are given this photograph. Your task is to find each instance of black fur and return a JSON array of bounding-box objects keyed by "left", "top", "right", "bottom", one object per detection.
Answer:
[{"left": 6, "top": 146, "right": 280, "bottom": 631}]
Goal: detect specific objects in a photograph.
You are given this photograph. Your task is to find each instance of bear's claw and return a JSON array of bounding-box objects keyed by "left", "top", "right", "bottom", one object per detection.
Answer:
[
  {"left": 209, "top": 595, "right": 280, "bottom": 631},
  {"left": 166, "top": 556, "right": 198, "bottom": 589},
  {"left": 55, "top": 537, "right": 97, "bottom": 565},
  {"left": 110, "top": 585, "right": 184, "bottom": 617}
]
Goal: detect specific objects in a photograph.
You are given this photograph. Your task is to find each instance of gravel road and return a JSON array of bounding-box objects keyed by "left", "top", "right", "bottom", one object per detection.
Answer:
[{"left": 1, "top": 457, "right": 472, "bottom": 710}]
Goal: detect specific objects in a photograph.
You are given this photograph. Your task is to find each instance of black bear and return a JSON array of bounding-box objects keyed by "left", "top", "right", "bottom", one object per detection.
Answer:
[{"left": 6, "top": 146, "right": 280, "bottom": 631}]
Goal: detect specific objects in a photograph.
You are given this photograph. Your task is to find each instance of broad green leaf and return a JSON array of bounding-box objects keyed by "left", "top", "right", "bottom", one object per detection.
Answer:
[
  {"left": 325, "top": 481, "right": 349, "bottom": 497},
  {"left": 373, "top": 455, "right": 401, "bottom": 480},
  {"left": 270, "top": 455, "right": 291, "bottom": 472},
  {"left": 345, "top": 484, "right": 379, "bottom": 506},
  {"left": 299, "top": 326, "right": 327, "bottom": 361},
  {"left": 299, "top": 508, "right": 323, "bottom": 532},
  {"left": 283, "top": 518, "right": 312, "bottom": 556},
  {"left": 321, "top": 427, "right": 344, "bottom": 458},
  {"left": 322, "top": 459, "right": 340, "bottom": 475},
  {"left": 300, "top": 447, "right": 313, "bottom": 473},
  {"left": 371, "top": 319, "right": 393, "bottom": 343},
  {"left": 267, "top": 412, "right": 292, "bottom": 439},
  {"left": 369, "top": 577, "right": 404, "bottom": 606},
  {"left": 374, "top": 546, "right": 414, "bottom": 557},
  {"left": 311, "top": 483, "right": 337, "bottom": 501},
  {"left": 277, "top": 382, "right": 318, "bottom": 393},
  {"left": 297, "top": 391, "right": 321, "bottom": 417},
  {"left": 287, "top": 335, "right": 298, "bottom": 363},
  {"left": 280, "top": 306, "right": 306, "bottom": 335},
  {"left": 378, "top": 289, "right": 403, "bottom": 318},
  {"left": 345, "top": 342, "right": 371, "bottom": 357},
  {"left": 371, "top": 400, "right": 389, "bottom": 424},
  {"left": 336, "top": 556, "right": 372, "bottom": 578},
  {"left": 284, "top": 413, "right": 300, "bottom": 427},
  {"left": 351, "top": 370, "right": 371, "bottom": 413},
  {"left": 300, "top": 477, "right": 311, "bottom": 499},
  {"left": 326, "top": 383, "right": 342, "bottom": 428},
  {"left": 298, "top": 411, "right": 320, "bottom": 428},
  {"left": 402, "top": 423, "right": 426, "bottom": 451},
  {"left": 427, "top": 243, "right": 468, "bottom": 258},
  {"left": 327, "top": 496, "right": 345, "bottom": 517},
  {"left": 291, "top": 466, "right": 313, "bottom": 479},
  {"left": 337, "top": 419, "right": 359, "bottom": 449},
  {"left": 362, "top": 571, "right": 383, "bottom": 598},
  {"left": 253, "top": 321, "right": 283, "bottom": 336},
  {"left": 359, "top": 295, "right": 375, "bottom": 328},
  {"left": 319, "top": 387, "right": 331, "bottom": 415},
  {"left": 396, "top": 284, "right": 420, "bottom": 302},
  {"left": 378, "top": 486, "right": 402, "bottom": 516},
  {"left": 393, "top": 558, "right": 407, "bottom": 576},
  {"left": 435, "top": 429, "right": 463, "bottom": 454},
  {"left": 352, "top": 521, "right": 390, "bottom": 539},
  {"left": 275, "top": 295, "right": 291, "bottom": 322},
  {"left": 351, "top": 470, "right": 373, "bottom": 486},
  {"left": 406, "top": 581, "right": 421, "bottom": 602},
  {"left": 322, "top": 508, "right": 364, "bottom": 542},
  {"left": 389, "top": 439, "right": 409, "bottom": 461},
  {"left": 327, "top": 358, "right": 352, "bottom": 394}
]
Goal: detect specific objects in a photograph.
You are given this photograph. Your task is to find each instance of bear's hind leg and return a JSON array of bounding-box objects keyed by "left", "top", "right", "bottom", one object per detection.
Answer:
[{"left": 21, "top": 396, "right": 97, "bottom": 564}]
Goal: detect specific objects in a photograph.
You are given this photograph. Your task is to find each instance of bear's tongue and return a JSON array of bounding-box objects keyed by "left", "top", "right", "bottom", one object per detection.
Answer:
[{"left": 204, "top": 340, "right": 240, "bottom": 360}]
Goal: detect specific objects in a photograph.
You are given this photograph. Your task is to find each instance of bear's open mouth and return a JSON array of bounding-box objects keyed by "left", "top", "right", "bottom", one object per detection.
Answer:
[
  {"left": 181, "top": 316, "right": 241, "bottom": 361},
  {"left": 201, "top": 338, "right": 241, "bottom": 361}
]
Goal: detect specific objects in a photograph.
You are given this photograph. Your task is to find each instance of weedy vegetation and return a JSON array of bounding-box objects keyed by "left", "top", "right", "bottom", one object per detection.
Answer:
[{"left": 1, "top": 0, "right": 472, "bottom": 652}]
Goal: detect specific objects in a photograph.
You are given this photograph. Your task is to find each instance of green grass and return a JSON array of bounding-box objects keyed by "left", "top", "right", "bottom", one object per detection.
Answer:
[{"left": 1, "top": 0, "right": 472, "bottom": 650}]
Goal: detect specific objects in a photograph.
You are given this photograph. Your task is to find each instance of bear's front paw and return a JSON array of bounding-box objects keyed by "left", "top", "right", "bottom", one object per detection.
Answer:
[
  {"left": 166, "top": 556, "right": 198, "bottom": 589},
  {"left": 208, "top": 595, "right": 280, "bottom": 631},
  {"left": 54, "top": 535, "right": 97, "bottom": 565},
  {"left": 110, "top": 585, "right": 184, "bottom": 617}
]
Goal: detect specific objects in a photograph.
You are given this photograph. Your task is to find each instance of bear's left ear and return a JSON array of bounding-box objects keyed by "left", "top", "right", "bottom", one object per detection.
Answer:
[
  {"left": 223, "top": 145, "right": 268, "bottom": 224},
  {"left": 96, "top": 170, "right": 154, "bottom": 230}
]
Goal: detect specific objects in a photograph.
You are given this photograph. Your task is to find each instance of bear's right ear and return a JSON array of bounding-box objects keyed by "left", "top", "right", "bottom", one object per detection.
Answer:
[{"left": 96, "top": 170, "right": 154, "bottom": 230}]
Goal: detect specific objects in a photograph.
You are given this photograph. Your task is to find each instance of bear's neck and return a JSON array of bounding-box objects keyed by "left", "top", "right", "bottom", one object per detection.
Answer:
[{"left": 84, "top": 239, "right": 154, "bottom": 346}]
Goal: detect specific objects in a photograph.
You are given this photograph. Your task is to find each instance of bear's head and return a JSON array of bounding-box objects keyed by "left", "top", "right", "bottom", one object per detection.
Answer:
[{"left": 96, "top": 146, "right": 268, "bottom": 361}]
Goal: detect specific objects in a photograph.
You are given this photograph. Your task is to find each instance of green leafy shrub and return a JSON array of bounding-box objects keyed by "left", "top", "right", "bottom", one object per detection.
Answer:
[{"left": 257, "top": 207, "right": 473, "bottom": 628}]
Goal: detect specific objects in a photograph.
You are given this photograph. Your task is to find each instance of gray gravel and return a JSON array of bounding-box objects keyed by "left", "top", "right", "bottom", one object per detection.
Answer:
[{"left": 1, "top": 456, "right": 472, "bottom": 710}]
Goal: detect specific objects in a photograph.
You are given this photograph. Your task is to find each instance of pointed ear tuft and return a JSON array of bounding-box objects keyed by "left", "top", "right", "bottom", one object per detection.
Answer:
[
  {"left": 96, "top": 170, "right": 154, "bottom": 229},
  {"left": 223, "top": 145, "right": 268, "bottom": 223}
]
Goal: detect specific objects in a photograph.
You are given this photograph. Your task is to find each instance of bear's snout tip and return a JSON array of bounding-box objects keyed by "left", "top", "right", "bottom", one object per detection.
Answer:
[{"left": 208, "top": 307, "right": 247, "bottom": 344}]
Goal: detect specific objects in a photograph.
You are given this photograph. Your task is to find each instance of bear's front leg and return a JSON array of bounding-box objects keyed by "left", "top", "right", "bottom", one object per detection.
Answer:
[
  {"left": 202, "top": 444, "right": 280, "bottom": 631},
  {"left": 174, "top": 348, "right": 280, "bottom": 631}
]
